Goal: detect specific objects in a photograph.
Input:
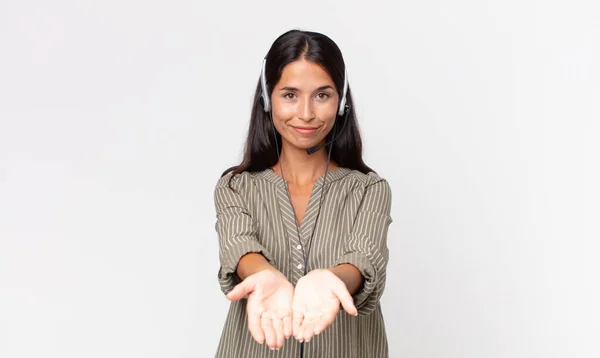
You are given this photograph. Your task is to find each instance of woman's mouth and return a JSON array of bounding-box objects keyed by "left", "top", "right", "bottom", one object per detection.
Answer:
[{"left": 292, "top": 126, "right": 319, "bottom": 135}]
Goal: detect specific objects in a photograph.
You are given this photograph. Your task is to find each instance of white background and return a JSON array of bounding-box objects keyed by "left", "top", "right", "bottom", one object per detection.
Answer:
[{"left": 1, "top": 0, "right": 598, "bottom": 357}]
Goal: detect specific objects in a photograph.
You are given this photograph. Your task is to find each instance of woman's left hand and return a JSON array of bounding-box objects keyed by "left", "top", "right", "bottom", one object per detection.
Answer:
[{"left": 291, "top": 269, "right": 358, "bottom": 342}]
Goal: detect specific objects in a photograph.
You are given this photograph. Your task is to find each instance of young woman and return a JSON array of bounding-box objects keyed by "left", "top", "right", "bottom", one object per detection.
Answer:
[{"left": 213, "top": 29, "right": 393, "bottom": 358}]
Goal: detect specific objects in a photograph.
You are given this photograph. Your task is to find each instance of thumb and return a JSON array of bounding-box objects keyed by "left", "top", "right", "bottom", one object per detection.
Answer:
[
  {"left": 226, "top": 276, "right": 256, "bottom": 301},
  {"left": 331, "top": 280, "right": 358, "bottom": 316}
]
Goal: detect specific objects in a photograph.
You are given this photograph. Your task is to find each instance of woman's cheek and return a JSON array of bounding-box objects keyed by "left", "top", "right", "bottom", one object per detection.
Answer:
[{"left": 276, "top": 104, "right": 297, "bottom": 119}]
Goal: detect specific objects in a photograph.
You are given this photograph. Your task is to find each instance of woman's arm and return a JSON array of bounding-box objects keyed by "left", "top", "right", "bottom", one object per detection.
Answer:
[
  {"left": 236, "top": 252, "right": 280, "bottom": 280},
  {"left": 214, "top": 173, "right": 277, "bottom": 295},
  {"left": 328, "top": 263, "right": 364, "bottom": 296},
  {"left": 334, "top": 178, "right": 393, "bottom": 315}
]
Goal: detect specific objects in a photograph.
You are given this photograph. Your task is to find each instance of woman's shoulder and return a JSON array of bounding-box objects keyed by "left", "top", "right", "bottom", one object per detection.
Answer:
[
  {"left": 343, "top": 169, "right": 392, "bottom": 201},
  {"left": 341, "top": 170, "right": 393, "bottom": 213},
  {"left": 344, "top": 168, "right": 389, "bottom": 187},
  {"left": 214, "top": 167, "right": 273, "bottom": 193},
  {"left": 215, "top": 169, "right": 252, "bottom": 191}
]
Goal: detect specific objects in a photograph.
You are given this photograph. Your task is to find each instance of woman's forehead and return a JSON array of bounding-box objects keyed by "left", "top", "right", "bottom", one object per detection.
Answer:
[{"left": 276, "top": 59, "right": 336, "bottom": 89}]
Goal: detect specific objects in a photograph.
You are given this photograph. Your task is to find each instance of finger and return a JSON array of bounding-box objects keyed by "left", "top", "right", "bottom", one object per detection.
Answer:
[
  {"left": 272, "top": 316, "right": 284, "bottom": 348},
  {"left": 248, "top": 314, "right": 265, "bottom": 344},
  {"left": 292, "top": 310, "right": 304, "bottom": 340},
  {"left": 226, "top": 276, "right": 255, "bottom": 301},
  {"left": 282, "top": 315, "right": 292, "bottom": 339},
  {"left": 313, "top": 309, "right": 337, "bottom": 335},
  {"left": 261, "top": 313, "right": 277, "bottom": 349},
  {"left": 247, "top": 304, "right": 265, "bottom": 344},
  {"left": 301, "top": 317, "right": 315, "bottom": 342},
  {"left": 331, "top": 281, "right": 358, "bottom": 316}
]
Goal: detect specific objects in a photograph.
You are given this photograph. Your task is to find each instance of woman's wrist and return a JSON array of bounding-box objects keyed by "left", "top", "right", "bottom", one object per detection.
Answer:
[
  {"left": 328, "top": 264, "right": 364, "bottom": 296},
  {"left": 236, "top": 252, "right": 279, "bottom": 280}
]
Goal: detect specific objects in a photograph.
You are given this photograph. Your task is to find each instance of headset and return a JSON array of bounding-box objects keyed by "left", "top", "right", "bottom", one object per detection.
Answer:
[
  {"left": 262, "top": 57, "right": 349, "bottom": 154},
  {"left": 260, "top": 56, "right": 350, "bottom": 357},
  {"left": 261, "top": 58, "right": 348, "bottom": 117}
]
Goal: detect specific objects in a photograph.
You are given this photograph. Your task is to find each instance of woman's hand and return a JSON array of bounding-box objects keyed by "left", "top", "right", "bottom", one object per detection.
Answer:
[
  {"left": 226, "top": 269, "right": 294, "bottom": 350},
  {"left": 291, "top": 269, "right": 358, "bottom": 342}
]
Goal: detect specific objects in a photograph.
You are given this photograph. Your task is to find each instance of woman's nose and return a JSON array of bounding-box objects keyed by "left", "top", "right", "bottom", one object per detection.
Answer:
[{"left": 297, "top": 97, "right": 316, "bottom": 121}]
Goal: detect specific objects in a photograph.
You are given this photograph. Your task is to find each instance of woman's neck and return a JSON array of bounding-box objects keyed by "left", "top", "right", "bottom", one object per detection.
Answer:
[{"left": 273, "top": 143, "right": 338, "bottom": 186}]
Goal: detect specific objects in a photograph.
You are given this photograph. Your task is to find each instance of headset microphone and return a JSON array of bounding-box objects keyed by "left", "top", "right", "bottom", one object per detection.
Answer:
[{"left": 306, "top": 104, "right": 350, "bottom": 154}]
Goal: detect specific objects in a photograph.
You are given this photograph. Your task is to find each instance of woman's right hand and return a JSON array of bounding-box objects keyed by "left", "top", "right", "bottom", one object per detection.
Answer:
[{"left": 226, "top": 269, "right": 294, "bottom": 350}]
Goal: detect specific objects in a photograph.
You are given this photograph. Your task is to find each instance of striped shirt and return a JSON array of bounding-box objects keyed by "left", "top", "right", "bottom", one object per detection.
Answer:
[{"left": 213, "top": 167, "right": 393, "bottom": 358}]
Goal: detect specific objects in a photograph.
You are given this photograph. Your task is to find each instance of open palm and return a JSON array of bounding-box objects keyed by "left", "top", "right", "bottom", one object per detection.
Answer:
[
  {"left": 227, "top": 270, "right": 294, "bottom": 349},
  {"left": 292, "top": 269, "right": 358, "bottom": 342}
]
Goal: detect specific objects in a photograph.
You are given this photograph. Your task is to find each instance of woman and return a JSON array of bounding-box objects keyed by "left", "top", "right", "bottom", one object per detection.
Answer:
[{"left": 213, "top": 29, "right": 393, "bottom": 357}]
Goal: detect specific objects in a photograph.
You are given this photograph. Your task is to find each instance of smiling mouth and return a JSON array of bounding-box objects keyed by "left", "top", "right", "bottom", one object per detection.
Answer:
[{"left": 292, "top": 126, "right": 319, "bottom": 135}]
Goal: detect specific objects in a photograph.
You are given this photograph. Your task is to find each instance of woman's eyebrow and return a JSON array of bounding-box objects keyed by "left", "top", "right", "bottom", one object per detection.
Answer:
[{"left": 278, "top": 85, "right": 335, "bottom": 92}]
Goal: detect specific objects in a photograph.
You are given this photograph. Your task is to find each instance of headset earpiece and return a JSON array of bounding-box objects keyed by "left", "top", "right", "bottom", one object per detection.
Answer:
[
  {"left": 260, "top": 58, "right": 271, "bottom": 112},
  {"left": 338, "top": 103, "right": 350, "bottom": 117},
  {"left": 337, "top": 67, "right": 348, "bottom": 116}
]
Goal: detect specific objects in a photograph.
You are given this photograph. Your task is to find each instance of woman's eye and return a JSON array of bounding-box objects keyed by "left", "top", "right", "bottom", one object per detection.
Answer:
[
  {"left": 316, "top": 92, "right": 330, "bottom": 100},
  {"left": 283, "top": 93, "right": 296, "bottom": 100}
]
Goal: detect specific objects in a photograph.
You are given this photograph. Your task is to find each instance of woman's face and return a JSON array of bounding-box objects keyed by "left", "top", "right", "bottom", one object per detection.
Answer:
[{"left": 270, "top": 58, "right": 339, "bottom": 151}]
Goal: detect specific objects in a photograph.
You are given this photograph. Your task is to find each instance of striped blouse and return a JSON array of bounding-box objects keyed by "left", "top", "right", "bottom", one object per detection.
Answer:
[{"left": 213, "top": 166, "right": 393, "bottom": 358}]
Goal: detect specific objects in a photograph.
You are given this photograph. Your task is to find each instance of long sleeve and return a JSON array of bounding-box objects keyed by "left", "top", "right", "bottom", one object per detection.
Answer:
[
  {"left": 214, "top": 173, "right": 274, "bottom": 295},
  {"left": 334, "top": 177, "right": 392, "bottom": 315}
]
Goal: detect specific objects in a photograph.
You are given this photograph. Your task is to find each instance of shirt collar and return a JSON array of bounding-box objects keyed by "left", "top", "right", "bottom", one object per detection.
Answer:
[{"left": 256, "top": 166, "right": 352, "bottom": 188}]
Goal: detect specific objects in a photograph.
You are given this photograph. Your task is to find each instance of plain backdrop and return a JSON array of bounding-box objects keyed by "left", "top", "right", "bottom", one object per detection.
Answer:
[{"left": 1, "top": 0, "right": 598, "bottom": 357}]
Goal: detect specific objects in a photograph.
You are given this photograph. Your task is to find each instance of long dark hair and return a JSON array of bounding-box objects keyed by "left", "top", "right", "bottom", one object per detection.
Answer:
[{"left": 222, "top": 29, "right": 374, "bottom": 187}]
